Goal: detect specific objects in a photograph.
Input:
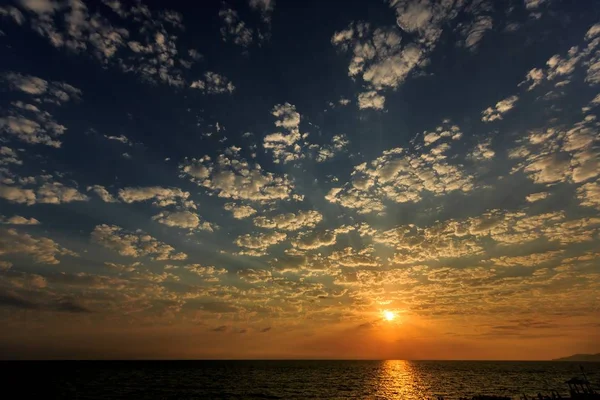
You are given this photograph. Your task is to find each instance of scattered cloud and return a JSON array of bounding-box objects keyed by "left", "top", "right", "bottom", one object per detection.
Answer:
[
  {"left": 253, "top": 210, "right": 323, "bottom": 231},
  {"left": 152, "top": 210, "right": 214, "bottom": 231},
  {"left": 190, "top": 72, "right": 235, "bottom": 94},
  {"left": 179, "top": 153, "right": 296, "bottom": 203},
  {"left": 0, "top": 228, "right": 75, "bottom": 264},
  {"left": 481, "top": 95, "right": 519, "bottom": 122},
  {"left": 0, "top": 215, "right": 40, "bottom": 225},
  {"left": 224, "top": 203, "right": 257, "bottom": 219},
  {"left": 91, "top": 224, "right": 187, "bottom": 260}
]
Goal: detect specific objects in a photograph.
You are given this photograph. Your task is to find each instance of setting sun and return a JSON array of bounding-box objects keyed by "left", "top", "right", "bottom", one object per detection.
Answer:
[{"left": 383, "top": 310, "right": 396, "bottom": 321}]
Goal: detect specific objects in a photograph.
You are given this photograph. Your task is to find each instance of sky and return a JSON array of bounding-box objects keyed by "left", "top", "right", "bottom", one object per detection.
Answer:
[{"left": 0, "top": 0, "right": 599, "bottom": 360}]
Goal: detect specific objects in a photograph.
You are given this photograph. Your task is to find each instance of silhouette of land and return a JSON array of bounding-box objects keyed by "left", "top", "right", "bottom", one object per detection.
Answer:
[{"left": 552, "top": 353, "right": 600, "bottom": 362}]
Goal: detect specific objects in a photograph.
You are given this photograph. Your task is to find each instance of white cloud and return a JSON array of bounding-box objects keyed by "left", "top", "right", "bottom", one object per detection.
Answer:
[
  {"left": 224, "top": 203, "right": 257, "bottom": 219},
  {"left": 0, "top": 228, "right": 75, "bottom": 264},
  {"left": 577, "top": 180, "right": 600, "bottom": 210},
  {"left": 36, "top": 182, "right": 89, "bottom": 204},
  {"left": 312, "top": 134, "right": 350, "bottom": 163},
  {"left": 291, "top": 230, "right": 337, "bottom": 250},
  {"left": 526, "top": 192, "right": 549, "bottom": 203},
  {"left": 326, "top": 124, "right": 472, "bottom": 213},
  {"left": 185, "top": 264, "right": 227, "bottom": 282},
  {"left": 0, "top": 260, "right": 12, "bottom": 270},
  {"left": 469, "top": 138, "right": 495, "bottom": 161},
  {"left": 179, "top": 153, "right": 296, "bottom": 203},
  {"left": 4, "top": 72, "right": 48, "bottom": 94},
  {"left": 190, "top": 72, "right": 235, "bottom": 94},
  {"left": 219, "top": 4, "right": 253, "bottom": 47},
  {"left": 1, "top": 73, "right": 81, "bottom": 147},
  {"left": 235, "top": 231, "right": 287, "bottom": 255},
  {"left": 152, "top": 210, "right": 214, "bottom": 231},
  {"left": 4, "top": 1, "right": 202, "bottom": 87},
  {"left": 118, "top": 186, "right": 192, "bottom": 208},
  {"left": 253, "top": 210, "right": 322, "bottom": 231},
  {"left": 510, "top": 117, "right": 600, "bottom": 186},
  {"left": 104, "top": 134, "right": 132, "bottom": 146},
  {"left": 519, "top": 68, "right": 544, "bottom": 90},
  {"left": 0, "top": 6, "right": 25, "bottom": 24},
  {"left": 389, "top": 0, "right": 462, "bottom": 49},
  {"left": 263, "top": 103, "right": 304, "bottom": 164},
  {"left": 91, "top": 224, "right": 187, "bottom": 260},
  {"left": 0, "top": 215, "right": 40, "bottom": 225},
  {"left": 87, "top": 185, "right": 118, "bottom": 203},
  {"left": 0, "top": 184, "right": 36, "bottom": 205},
  {"left": 237, "top": 268, "right": 272, "bottom": 283},
  {"left": 0, "top": 147, "right": 22, "bottom": 166},
  {"left": 358, "top": 91, "right": 385, "bottom": 110},
  {"left": 481, "top": 95, "right": 519, "bottom": 122},
  {"left": 524, "top": 0, "right": 548, "bottom": 10},
  {"left": 461, "top": 15, "right": 493, "bottom": 50}
]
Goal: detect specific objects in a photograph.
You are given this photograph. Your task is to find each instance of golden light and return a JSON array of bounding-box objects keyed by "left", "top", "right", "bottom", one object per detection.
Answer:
[{"left": 383, "top": 310, "right": 396, "bottom": 321}]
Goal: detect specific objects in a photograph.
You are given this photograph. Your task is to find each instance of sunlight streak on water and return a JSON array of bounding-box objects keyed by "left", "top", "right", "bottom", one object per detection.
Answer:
[{"left": 3, "top": 360, "right": 599, "bottom": 399}]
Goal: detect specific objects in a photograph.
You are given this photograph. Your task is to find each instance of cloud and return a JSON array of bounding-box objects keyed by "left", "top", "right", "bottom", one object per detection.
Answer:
[
  {"left": 219, "top": 4, "right": 253, "bottom": 47},
  {"left": 0, "top": 215, "right": 40, "bottom": 225},
  {"left": 253, "top": 210, "right": 323, "bottom": 231},
  {"left": 235, "top": 231, "right": 287, "bottom": 255},
  {"left": 179, "top": 153, "right": 296, "bottom": 203},
  {"left": 249, "top": 0, "right": 275, "bottom": 22},
  {"left": 0, "top": 180, "right": 88, "bottom": 205},
  {"left": 524, "top": 0, "right": 548, "bottom": 10},
  {"left": 519, "top": 68, "right": 544, "bottom": 90},
  {"left": 103, "top": 134, "right": 132, "bottom": 146},
  {"left": 526, "top": 192, "right": 549, "bottom": 203},
  {"left": 223, "top": 203, "right": 257, "bottom": 219},
  {"left": 0, "top": 228, "right": 76, "bottom": 264},
  {"left": 3, "top": 0, "right": 201, "bottom": 87},
  {"left": 0, "top": 261, "right": 12, "bottom": 271},
  {"left": 488, "top": 250, "right": 564, "bottom": 267},
  {"left": 329, "top": 246, "right": 380, "bottom": 267},
  {"left": 469, "top": 138, "right": 495, "bottom": 161},
  {"left": 184, "top": 264, "right": 227, "bottom": 282},
  {"left": 190, "top": 72, "right": 235, "bottom": 94},
  {"left": 0, "top": 147, "right": 22, "bottom": 166},
  {"left": 118, "top": 186, "right": 193, "bottom": 208},
  {"left": 91, "top": 224, "right": 187, "bottom": 260},
  {"left": 312, "top": 134, "right": 350, "bottom": 163},
  {"left": 0, "top": 184, "right": 36, "bottom": 205},
  {"left": 0, "top": 6, "right": 25, "bottom": 24},
  {"left": 389, "top": 0, "right": 461, "bottom": 49},
  {"left": 237, "top": 268, "right": 272, "bottom": 283},
  {"left": 332, "top": 21, "right": 426, "bottom": 106},
  {"left": 326, "top": 123, "right": 472, "bottom": 213},
  {"left": 263, "top": 103, "right": 305, "bottom": 163},
  {"left": 291, "top": 230, "right": 337, "bottom": 250},
  {"left": 481, "top": 95, "right": 519, "bottom": 122},
  {"left": 510, "top": 116, "right": 600, "bottom": 185},
  {"left": 461, "top": 15, "right": 493, "bottom": 50},
  {"left": 1, "top": 73, "right": 81, "bottom": 147},
  {"left": 577, "top": 180, "right": 600, "bottom": 210},
  {"left": 152, "top": 210, "right": 214, "bottom": 231},
  {"left": 87, "top": 185, "right": 118, "bottom": 203},
  {"left": 36, "top": 182, "right": 89, "bottom": 204},
  {"left": 357, "top": 91, "right": 385, "bottom": 110}
]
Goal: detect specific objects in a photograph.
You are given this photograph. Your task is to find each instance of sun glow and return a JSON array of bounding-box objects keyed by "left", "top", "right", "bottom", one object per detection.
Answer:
[{"left": 383, "top": 310, "right": 396, "bottom": 321}]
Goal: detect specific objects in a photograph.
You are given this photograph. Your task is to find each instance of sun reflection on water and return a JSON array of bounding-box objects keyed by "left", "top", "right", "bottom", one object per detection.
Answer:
[{"left": 375, "top": 360, "right": 430, "bottom": 399}]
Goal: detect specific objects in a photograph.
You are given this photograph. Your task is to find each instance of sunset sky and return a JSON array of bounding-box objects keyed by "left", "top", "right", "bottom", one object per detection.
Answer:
[{"left": 1, "top": 0, "right": 599, "bottom": 360}]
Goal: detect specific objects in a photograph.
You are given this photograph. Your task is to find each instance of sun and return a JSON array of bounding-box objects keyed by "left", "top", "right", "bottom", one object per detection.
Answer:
[{"left": 382, "top": 310, "right": 396, "bottom": 321}]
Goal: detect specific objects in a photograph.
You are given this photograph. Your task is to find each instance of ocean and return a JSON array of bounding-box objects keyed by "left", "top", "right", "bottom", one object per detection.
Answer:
[{"left": 4, "top": 360, "right": 600, "bottom": 399}]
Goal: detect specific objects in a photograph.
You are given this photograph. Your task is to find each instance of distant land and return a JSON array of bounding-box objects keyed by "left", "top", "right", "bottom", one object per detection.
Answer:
[{"left": 553, "top": 353, "right": 600, "bottom": 362}]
